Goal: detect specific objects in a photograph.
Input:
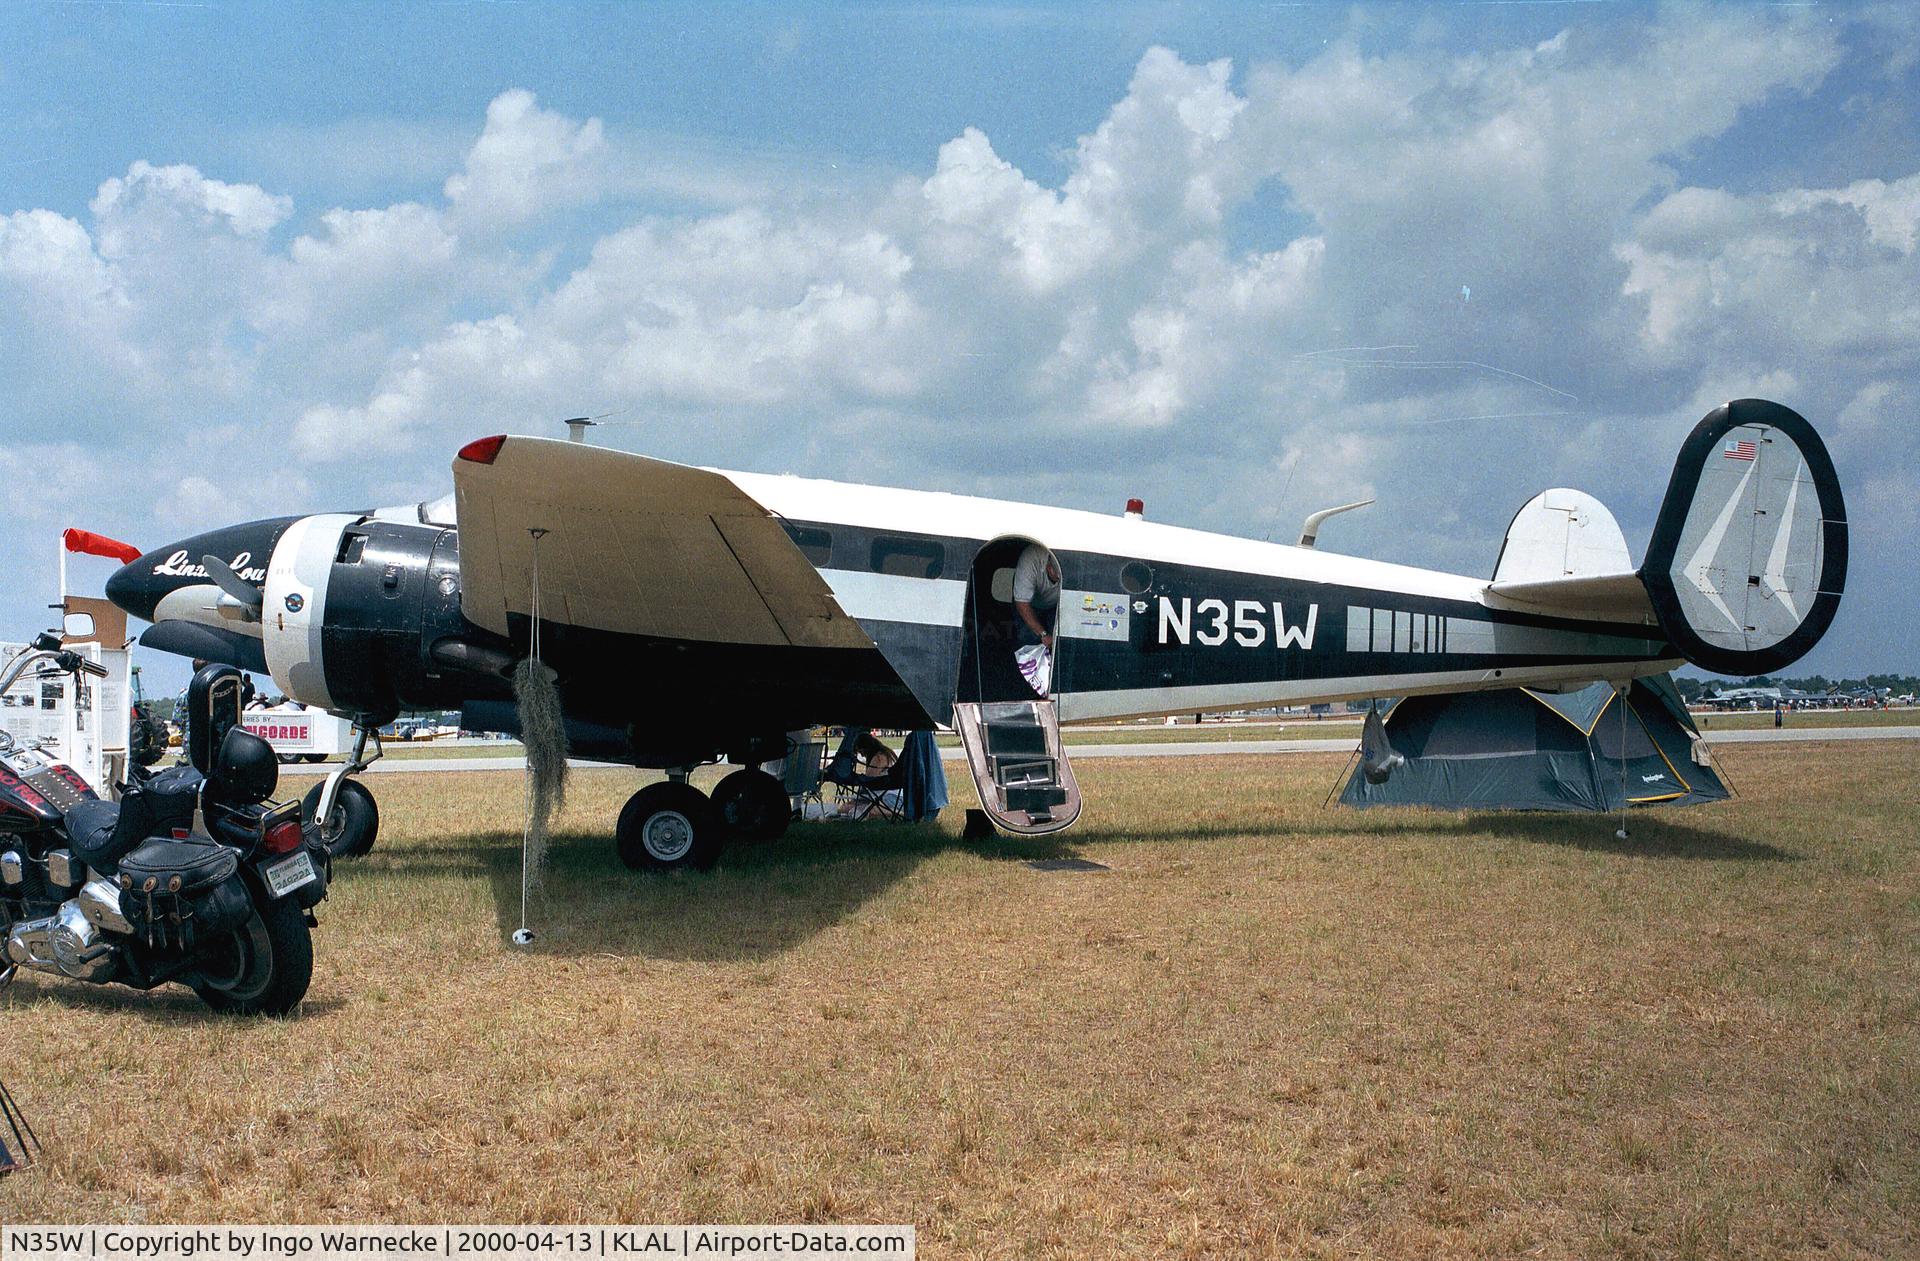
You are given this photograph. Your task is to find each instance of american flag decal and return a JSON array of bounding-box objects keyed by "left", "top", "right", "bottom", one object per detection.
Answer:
[{"left": 1724, "top": 438, "right": 1757, "bottom": 462}]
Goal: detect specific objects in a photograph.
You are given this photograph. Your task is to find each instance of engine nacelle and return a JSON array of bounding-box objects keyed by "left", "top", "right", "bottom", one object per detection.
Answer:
[
  {"left": 261, "top": 516, "right": 507, "bottom": 722},
  {"left": 260, "top": 514, "right": 361, "bottom": 712}
]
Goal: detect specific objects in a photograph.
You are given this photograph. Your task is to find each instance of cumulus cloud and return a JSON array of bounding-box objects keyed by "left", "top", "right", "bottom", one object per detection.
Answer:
[
  {"left": 444, "top": 89, "right": 609, "bottom": 230},
  {"left": 1619, "top": 173, "right": 1920, "bottom": 367},
  {"left": 90, "top": 160, "right": 292, "bottom": 242}
]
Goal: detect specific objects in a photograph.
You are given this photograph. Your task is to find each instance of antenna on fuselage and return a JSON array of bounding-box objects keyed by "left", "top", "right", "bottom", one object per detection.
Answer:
[{"left": 564, "top": 417, "right": 595, "bottom": 444}]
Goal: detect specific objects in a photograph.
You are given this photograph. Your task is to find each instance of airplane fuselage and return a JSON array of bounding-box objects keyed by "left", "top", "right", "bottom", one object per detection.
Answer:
[{"left": 106, "top": 470, "right": 1680, "bottom": 768}]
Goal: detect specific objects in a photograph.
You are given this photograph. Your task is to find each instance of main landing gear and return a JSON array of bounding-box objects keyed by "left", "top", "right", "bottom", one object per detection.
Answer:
[{"left": 614, "top": 766, "right": 790, "bottom": 873}]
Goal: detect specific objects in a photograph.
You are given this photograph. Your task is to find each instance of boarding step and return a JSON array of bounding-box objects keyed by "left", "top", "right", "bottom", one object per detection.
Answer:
[{"left": 951, "top": 698, "right": 1081, "bottom": 836}]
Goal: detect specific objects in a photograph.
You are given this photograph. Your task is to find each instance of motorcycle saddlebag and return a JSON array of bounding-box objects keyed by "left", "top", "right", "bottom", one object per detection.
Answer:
[
  {"left": 116, "top": 841, "right": 248, "bottom": 942},
  {"left": 116, "top": 839, "right": 239, "bottom": 895},
  {"left": 187, "top": 874, "right": 252, "bottom": 936}
]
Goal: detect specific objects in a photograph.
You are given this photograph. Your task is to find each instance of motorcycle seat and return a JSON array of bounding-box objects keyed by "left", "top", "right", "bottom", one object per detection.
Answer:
[
  {"left": 64, "top": 799, "right": 123, "bottom": 863},
  {"left": 64, "top": 767, "right": 205, "bottom": 875},
  {"left": 117, "top": 838, "right": 239, "bottom": 894}
]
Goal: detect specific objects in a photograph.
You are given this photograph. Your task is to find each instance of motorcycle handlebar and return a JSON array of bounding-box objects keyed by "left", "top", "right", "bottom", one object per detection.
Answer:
[{"left": 0, "top": 644, "right": 108, "bottom": 695}]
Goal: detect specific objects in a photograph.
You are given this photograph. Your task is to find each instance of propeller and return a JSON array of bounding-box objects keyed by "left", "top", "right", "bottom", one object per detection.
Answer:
[{"left": 200, "top": 554, "right": 263, "bottom": 622}]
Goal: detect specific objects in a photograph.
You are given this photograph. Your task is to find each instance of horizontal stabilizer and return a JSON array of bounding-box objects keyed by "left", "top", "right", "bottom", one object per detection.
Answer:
[
  {"left": 1485, "top": 570, "right": 1655, "bottom": 624},
  {"left": 1486, "top": 489, "right": 1655, "bottom": 625}
]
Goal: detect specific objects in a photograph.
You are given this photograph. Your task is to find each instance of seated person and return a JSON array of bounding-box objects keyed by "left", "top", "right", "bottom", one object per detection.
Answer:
[{"left": 801, "top": 734, "right": 905, "bottom": 820}]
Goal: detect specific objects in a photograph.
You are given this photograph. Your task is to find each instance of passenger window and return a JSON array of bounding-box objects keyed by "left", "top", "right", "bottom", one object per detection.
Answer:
[
  {"left": 871, "top": 537, "right": 945, "bottom": 579},
  {"left": 1119, "top": 561, "right": 1153, "bottom": 594},
  {"left": 782, "top": 523, "right": 833, "bottom": 566}
]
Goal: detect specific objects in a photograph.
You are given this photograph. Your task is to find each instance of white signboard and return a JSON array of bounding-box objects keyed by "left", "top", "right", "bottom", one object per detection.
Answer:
[
  {"left": 242, "top": 705, "right": 355, "bottom": 757},
  {"left": 0, "top": 638, "right": 129, "bottom": 791}
]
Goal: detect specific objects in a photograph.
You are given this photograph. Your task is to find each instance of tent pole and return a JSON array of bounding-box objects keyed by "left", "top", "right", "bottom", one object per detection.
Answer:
[
  {"left": 1324, "top": 746, "right": 1362, "bottom": 809},
  {"left": 1615, "top": 684, "right": 1631, "bottom": 840}
]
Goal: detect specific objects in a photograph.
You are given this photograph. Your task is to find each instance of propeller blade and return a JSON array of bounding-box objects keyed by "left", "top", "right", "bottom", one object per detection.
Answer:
[{"left": 200, "top": 554, "right": 262, "bottom": 610}]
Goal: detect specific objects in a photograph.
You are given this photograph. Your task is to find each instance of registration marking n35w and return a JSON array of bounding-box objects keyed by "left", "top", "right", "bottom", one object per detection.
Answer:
[{"left": 1157, "top": 597, "right": 1319, "bottom": 649}]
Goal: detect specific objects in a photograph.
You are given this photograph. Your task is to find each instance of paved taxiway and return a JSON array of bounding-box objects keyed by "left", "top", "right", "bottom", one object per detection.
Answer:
[{"left": 275, "top": 724, "right": 1920, "bottom": 775}]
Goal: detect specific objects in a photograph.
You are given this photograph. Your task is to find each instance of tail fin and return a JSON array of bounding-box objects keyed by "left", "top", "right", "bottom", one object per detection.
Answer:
[{"left": 1639, "top": 399, "right": 1847, "bottom": 676}]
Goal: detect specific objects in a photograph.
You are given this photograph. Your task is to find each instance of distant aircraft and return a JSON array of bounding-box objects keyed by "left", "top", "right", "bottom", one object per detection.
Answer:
[{"left": 105, "top": 398, "right": 1846, "bottom": 869}]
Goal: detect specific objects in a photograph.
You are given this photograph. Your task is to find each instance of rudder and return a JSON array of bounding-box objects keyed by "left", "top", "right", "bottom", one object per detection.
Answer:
[{"left": 1640, "top": 399, "right": 1847, "bottom": 675}]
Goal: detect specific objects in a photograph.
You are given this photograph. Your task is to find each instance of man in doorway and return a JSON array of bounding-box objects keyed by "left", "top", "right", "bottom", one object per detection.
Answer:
[{"left": 1012, "top": 542, "right": 1061, "bottom": 696}]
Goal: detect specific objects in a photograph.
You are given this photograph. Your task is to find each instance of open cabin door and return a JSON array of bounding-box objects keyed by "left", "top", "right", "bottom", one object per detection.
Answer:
[{"left": 952, "top": 538, "right": 1081, "bottom": 835}]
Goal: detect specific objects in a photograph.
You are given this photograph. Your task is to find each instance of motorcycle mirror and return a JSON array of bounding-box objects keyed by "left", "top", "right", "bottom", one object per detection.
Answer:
[
  {"left": 199, "top": 555, "right": 263, "bottom": 614},
  {"left": 61, "top": 611, "right": 95, "bottom": 640}
]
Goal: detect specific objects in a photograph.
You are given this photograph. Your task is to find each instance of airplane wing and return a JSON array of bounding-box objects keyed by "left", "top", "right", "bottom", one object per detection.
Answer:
[{"left": 451, "top": 436, "right": 873, "bottom": 650}]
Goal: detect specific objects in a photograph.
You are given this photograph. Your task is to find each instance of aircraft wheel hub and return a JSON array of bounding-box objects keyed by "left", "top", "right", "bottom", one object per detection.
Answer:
[{"left": 643, "top": 810, "right": 695, "bottom": 862}]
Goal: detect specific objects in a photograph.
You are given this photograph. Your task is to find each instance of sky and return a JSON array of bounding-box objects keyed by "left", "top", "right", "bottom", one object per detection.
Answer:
[{"left": 3, "top": 1, "right": 1916, "bottom": 696}]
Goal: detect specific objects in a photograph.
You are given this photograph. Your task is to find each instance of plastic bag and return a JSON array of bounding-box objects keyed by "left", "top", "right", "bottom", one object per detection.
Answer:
[{"left": 1015, "top": 644, "right": 1052, "bottom": 697}]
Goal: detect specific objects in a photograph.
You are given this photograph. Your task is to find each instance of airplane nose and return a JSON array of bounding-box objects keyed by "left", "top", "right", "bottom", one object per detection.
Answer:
[
  {"left": 105, "top": 554, "right": 158, "bottom": 622},
  {"left": 103, "top": 517, "right": 301, "bottom": 625}
]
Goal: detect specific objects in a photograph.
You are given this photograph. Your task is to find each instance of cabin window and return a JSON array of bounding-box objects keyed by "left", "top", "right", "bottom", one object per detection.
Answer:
[
  {"left": 1119, "top": 560, "right": 1154, "bottom": 595},
  {"left": 781, "top": 523, "right": 833, "bottom": 566},
  {"left": 871, "top": 536, "right": 945, "bottom": 579}
]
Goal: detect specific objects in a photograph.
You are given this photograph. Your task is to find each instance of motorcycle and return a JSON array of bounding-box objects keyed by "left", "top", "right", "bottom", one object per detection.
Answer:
[{"left": 1, "top": 642, "right": 330, "bottom": 1015}]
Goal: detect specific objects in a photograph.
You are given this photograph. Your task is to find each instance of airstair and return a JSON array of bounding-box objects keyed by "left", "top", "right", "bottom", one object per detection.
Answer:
[{"left": 951, "top": 699, "right": 1081, "bottom": 835}]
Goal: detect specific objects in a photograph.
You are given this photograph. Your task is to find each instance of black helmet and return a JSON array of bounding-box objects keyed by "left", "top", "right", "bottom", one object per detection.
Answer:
[{"left": 212, "top": 725, "right": 279, "bottom": 805}]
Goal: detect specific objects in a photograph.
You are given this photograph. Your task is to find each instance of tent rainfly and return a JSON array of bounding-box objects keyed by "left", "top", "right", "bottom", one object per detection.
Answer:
[{"left": 1339, "top": 674, "right": 1729, "bottom": 813}]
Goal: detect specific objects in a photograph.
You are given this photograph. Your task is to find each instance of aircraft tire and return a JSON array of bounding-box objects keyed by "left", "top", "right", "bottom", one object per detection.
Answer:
[
  {"left": 301, "top": 779, "right": 380, "bottom": 860},
  {"left": 617, "top": 782, "right": 722, "bottom": 873},
  {"left": 711, "top": 768, "right": 791, "bottom": 842}
]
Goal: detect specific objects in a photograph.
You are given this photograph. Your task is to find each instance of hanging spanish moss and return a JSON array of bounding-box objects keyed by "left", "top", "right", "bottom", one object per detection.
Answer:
[{"left": 513, "top": 656, "right": 569, "bottom": 888}]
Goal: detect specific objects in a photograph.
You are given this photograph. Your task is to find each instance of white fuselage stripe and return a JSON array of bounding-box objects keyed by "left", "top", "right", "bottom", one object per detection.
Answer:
[
  {"left": 723, "top": 469, "right": 1489, "bottom": 605},
  {"left": 819, "top": 570, "right": 966, "bottom": 628}
]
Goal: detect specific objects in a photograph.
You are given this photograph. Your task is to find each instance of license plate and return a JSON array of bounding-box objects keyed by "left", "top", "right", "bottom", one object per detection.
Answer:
[{"left": 263, "top": 850, "right": 317, "bottom": 899}]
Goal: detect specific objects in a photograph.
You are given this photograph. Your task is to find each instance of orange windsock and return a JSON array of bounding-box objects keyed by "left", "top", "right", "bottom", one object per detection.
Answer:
[{"left": 62, "top": 528, "right": 141, "bottom": 564}]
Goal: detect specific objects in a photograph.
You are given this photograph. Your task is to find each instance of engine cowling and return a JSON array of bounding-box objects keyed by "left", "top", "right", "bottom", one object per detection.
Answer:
[{"left": 261, "top": 516, "right": 507, "bottom": 722}]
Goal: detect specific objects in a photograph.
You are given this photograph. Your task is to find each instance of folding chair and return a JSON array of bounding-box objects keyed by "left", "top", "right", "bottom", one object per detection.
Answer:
[
  {"left": 820, "top": 728, "right": 907, "bottom": 822},
  {"left": 779, "top": 737, "right": 829, "bottom": 818},
  {"left": 838, "top": 766, "right": 906, "bottom": 821}
]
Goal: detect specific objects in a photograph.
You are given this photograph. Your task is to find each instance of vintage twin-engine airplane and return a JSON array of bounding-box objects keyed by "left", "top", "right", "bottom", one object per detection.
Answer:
[{"left": 105, "top": 398, "right": 1846, "bottom": 869}]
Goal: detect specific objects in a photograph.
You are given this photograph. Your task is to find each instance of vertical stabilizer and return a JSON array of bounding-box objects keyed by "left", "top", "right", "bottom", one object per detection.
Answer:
[{"left": 1640, "top": 399, "right": 1847, "bottom": 675}]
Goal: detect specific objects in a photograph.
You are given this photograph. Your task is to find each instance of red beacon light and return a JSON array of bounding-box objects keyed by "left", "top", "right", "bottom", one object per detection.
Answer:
[
  {"left": 1124, "top": 498, "right": 1145, "bottom": 520},
  {"left": 457, "top": 435, "right": 508, "bottom": 465}
]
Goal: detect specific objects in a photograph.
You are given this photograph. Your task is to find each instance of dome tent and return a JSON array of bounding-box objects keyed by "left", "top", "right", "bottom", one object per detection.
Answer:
[{"left": 1339, "top": 674, "right": 1728, "bottom": 813}]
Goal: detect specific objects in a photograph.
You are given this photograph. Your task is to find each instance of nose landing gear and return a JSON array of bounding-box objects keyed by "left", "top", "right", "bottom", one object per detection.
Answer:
[{"left": 299, "top": 719, "right": 383, "bottom": 859}]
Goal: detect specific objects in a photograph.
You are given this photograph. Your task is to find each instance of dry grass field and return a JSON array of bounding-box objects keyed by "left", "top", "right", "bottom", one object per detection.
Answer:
[{"left": 4, "top": 742, "right": 1917, "bottom": 1259}]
